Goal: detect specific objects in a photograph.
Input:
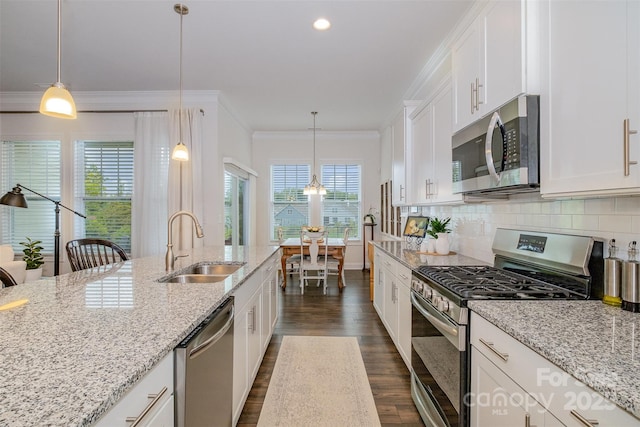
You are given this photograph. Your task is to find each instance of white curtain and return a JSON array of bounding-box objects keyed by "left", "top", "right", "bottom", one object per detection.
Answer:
[
  {"left": 132, "top": 112, "right": 170, "bottom": 258},
  {"left": 168, "top": 108, "right": 205, "bottom": 252}
]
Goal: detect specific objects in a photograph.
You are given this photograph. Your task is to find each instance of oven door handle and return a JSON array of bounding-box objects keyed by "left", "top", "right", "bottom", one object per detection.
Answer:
[{"left": 411, "top": 292, "right": 463, "bottom": 351}]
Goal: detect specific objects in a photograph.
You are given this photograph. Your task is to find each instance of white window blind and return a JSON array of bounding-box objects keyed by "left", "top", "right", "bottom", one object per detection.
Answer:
[
  {"left": 75, "top": 141, "right": 133, "bottom": 253},
  {"left": 321, "top": 164, "right": 361, "bottom": 239},
  {"left": 271, "top": 164, "right": 310, "bottom": 240},
  {"left": 0, "top": 140, "right": 61, "bottom": 253}
]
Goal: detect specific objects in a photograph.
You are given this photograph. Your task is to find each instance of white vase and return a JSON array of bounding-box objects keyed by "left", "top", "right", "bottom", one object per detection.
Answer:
[
  {"left": 435, "top": 233, "right": 450, "bottom": 255},
  {"left": 427, "top": 238, "right": 437, "bottom": 253},
  {"left": 24, "top": 268, "right": 43, "bottom": 282}
]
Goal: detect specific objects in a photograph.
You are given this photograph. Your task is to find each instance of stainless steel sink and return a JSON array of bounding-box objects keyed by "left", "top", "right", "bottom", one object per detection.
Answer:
[
  {"left": 158, "top": 262, "right": 246, "bottom": 284},
  {"left": 163, "top": 274, "right": 228, "bottom": 284}
]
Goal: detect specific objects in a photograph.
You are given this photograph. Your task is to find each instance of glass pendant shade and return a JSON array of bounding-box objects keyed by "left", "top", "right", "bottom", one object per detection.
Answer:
[
  {"left": 39, "top": 83, "right": 77, "bottom": 119},
  {"left": 172, "top": 141, "right": 189, "bottom": 161}
]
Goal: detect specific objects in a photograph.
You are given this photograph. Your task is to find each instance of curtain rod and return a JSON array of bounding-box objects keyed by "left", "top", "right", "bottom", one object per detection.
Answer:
[{"left": 0, "top": 108, "right": 205, "bottom": 115}]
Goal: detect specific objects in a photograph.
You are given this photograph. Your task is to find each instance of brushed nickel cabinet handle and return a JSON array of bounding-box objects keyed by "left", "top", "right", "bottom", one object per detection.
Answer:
[
  {"left": 570, "top": 409, "right": 599, "bottom": 426},
  {"left": 478, "top": 338, "right": 509, "bottom": 361},
  {"left": 126, "top": 386, "right": 168, "bottom": 426},
  {"left": 624, "top": 118, "right": 638, "bottom": 176},
  {"left": 471, "top": 82, "right": 475, "bottom": 114}
]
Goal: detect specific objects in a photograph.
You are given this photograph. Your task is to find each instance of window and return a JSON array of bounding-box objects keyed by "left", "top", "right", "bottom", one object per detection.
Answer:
[
  {"left": 321, "top": 164, "right": 361, "bottom": 239},
  {"left": 271, "top": 164, "right": 309, "bottom": 240},
  {"left": 74, "top": 141, "right": 134, "bottom": 253},
  {"left": 224, "top": 170, "right": 248, "bottom": 247},
  {"left": 0, "top": 140, "right": 61, "bottom": 253}
]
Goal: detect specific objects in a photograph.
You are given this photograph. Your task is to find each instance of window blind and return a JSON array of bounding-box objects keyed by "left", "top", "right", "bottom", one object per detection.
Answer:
[
  {"left": 0, "top": 140, "right": 61, "bottom": 253},
  {"left": 75, "top": 141, "right": 134, "bottom": 253},
  {"left": 271, "top": 164, "right": 310, "bottom": 239},
  {"left": 321, "top": 164, "right": 361, "bottom": 239}
]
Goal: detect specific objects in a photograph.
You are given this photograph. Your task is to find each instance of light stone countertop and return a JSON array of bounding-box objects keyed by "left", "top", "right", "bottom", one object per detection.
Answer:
[
  {"left": 468, "top": 300, "right": 640, "bottom": 420},
  {"left": 0, "top": 245, "right": 280, "bottom": 427},
  {"left": 373, "top": 240, "right": 487, "bottom": 269}
]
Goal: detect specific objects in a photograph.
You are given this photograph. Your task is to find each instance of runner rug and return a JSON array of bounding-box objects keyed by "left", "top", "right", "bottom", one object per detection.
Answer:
[{"left": 257, "top": 336, "right": 381, "bottom": 426}]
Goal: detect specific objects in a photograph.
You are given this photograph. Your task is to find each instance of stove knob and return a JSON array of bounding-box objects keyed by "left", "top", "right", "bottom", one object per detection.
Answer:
[
  {"left": 423, "top": 287, "right": 433, "bottom": 299},
  {"left": 438, "top": 298, "right": 450, "bottom": 313},
  {"left": 431, "top": 295, "right": 440, "bottom": 306},
  {"left": 413, "top": 281, "right": 423, "bottom": 292}
]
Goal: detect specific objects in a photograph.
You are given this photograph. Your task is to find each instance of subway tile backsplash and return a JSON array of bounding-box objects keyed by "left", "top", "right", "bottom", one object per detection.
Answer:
[{"left": 398, "top": 194, "right": 639, "bottom": 264}]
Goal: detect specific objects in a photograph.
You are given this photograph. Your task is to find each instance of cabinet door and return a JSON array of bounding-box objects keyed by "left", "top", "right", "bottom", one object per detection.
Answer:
[
  {"left": 143, "top": 394, "right": 174, "bottom": 427},
  {"left": 431, "top": 83, "right": 462, "bottom": 204},
  {"left": 392, "top": 110, "right": 407, "bottom": 205},
  {"left": 541, "top": 0, "right": 640, "bottom": 196},
  {"left": 483, "top": 0, "right": 523, "bottom": 112},
  {"left": 384, "top": 278, "right": 399, "bottom": 343},
  {"left": 232, "top": 302, "right": 250, "bottom": 423},
  {"left": 411, "top": 102, "right": 434, "bottom": 205},
  {"left": 373, "top": 253, "right": 385, "bottom": 318},
  {"left": 471, "top": 348, "right": 545, "bottom": 427},
  {"left": 396, "top": 281, "right": 411, "bottom": 370},
  {"left": 452, "top": 19, "right": 482, "bottom": 132}
]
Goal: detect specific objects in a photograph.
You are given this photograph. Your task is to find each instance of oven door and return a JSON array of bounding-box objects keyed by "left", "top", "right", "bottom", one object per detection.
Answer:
[{"left": 411, "top": 290, "right": 467, "bottom": 427}]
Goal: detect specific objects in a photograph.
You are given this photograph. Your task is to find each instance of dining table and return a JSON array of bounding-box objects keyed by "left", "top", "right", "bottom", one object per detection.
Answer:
[{"left": 279, "top": 237, "right": 346, "bottom": 291}]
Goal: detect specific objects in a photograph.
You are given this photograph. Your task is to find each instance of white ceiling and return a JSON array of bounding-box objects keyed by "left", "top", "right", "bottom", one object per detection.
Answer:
[{"left": 0, "top": 0, "right": 473, "bottom": 131}]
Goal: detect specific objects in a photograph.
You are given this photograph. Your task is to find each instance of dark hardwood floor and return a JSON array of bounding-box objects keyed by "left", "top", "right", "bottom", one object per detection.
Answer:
[{"left": 237, "top": 269, "right": 424, "bottom": 426}]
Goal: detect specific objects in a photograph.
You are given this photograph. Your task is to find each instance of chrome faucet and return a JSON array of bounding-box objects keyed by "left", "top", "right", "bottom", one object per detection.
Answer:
[{"left": 166, "top": 210, "right": 205, "bottom": 271}]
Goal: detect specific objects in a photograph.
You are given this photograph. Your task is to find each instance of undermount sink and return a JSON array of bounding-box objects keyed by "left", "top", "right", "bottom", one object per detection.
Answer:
[{"left": 158, "top": 262, "right": 246, "bottom": 284}]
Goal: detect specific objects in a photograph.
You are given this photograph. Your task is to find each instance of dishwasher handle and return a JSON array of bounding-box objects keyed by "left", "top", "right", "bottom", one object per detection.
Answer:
[{"left": 189, "top": 303, "right": 234, "bottom": 360}]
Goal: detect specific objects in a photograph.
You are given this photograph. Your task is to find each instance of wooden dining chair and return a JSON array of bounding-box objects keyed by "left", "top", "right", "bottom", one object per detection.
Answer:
[
  {"left": 0, "top": 266, "right": 19, "bottom": 288},
  {"left": 66, "top": 238, "right": 129, "bottom": 272},
  {"left": 299, "top": 229, "right": 329, "bottom": 294},
  {"left": 278, "top": 227, "right": 301, "bottom": 276}
]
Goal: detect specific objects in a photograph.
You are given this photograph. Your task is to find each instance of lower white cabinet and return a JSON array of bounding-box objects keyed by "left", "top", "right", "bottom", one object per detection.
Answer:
[
  {"left": 95, "top": 352, "right": 174, "bottom": 427},
  {"left": 373, "top": 250, "right": 412, "bottom": 370},
  {"left": 471, "top": 312, "right": 639, "bottom": 427},
  {"left": 232, "top": 252, "right": 279, "bottom": 425}
]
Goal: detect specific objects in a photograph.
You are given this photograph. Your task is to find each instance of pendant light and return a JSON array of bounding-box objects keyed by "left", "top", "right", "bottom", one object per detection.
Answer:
[
  {"left": 39, "top": 0, "right": 77, "bottom": 119},
  {"left": 304, "top": 111, "right": 326, "bottom": 195},
  {"left": 171, "top": 3, "right": 190, "bottom": 161}
]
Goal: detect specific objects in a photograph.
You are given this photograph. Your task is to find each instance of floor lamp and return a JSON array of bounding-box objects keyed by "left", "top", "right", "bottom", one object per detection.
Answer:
[{"left": 0, "top": 184, "right": 86, "bottom": 276}]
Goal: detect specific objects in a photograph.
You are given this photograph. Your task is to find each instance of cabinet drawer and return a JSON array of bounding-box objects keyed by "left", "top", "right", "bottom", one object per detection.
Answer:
[
  {"left": 378, "top": 252, "right": 397, "bottom": 277},
  {"left": 471, "top": 313, "right": 639, "bottom": 426},
  {"left": 95, "top": 352, "right": 174, "bottom": 427}
]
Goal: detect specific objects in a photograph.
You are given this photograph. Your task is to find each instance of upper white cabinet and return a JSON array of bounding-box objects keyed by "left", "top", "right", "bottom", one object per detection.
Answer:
[
  {"left": 452, "top": 0, "right": 540, "bottom": 133},
  {"left": 391, "top": 101, "right": 421, "bottom": 206},
  {"left": 410, "top": 79, "right": 463, "bottom": 205},
  {"left": 540, "top": 0, "right": 640, "bottom": 197}
]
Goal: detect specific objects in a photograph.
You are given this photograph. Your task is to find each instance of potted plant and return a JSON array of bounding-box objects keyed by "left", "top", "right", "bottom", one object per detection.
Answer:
[
  {"left": 20, "top": 237, "right": 44, "bottom": 281},
  {"left": 427, "top": 217, "right": 452, "bottom": 255}
]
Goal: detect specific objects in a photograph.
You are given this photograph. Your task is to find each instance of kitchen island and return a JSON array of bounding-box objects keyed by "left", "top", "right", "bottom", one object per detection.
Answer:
[
  {"left": 469, "top": 300, "right": 640, "bottom": 423},
  {"left": 0, "top": 245, "right": 279, "bottom": 427}
]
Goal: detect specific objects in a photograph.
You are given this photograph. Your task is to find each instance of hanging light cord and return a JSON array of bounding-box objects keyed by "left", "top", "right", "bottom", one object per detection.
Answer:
[
  {"left": 312, "top": 111, "right": 317, "bottom": 174},
  {"left": 56, "top": 0, "right": 62, "bottom": 84},
  {"left": 178, "top": 5, "right": 184, "bottom": 141}
]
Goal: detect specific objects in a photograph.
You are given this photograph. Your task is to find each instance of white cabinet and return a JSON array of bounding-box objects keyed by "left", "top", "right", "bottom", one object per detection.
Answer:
[
  {"left": 471, "top": 312, "right": 640, "bottom": 427},
  {"left": 540, "top": 0, "right": 640, "bottom": 197},
  {"left": 391, "top": 101, "right": 421, "bottom": 206},
  {"left": 373, "top": 250, "right": 412, "bottom": 370},
  {"left": 232, "top": 252, "right": 278, "bottom": 425},
  {"left": 410, "top": 79, "right": 463, "bottom": 205},
  {"left": 95, "top": 352, "right": 174, "bottom": 427},
  {"left": 452, "top": 0, "right": 539, "bottom": 132}
]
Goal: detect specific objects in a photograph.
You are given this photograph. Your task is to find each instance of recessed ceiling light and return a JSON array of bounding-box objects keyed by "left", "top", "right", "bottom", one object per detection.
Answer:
[{"left": 313, "top": 18, "right": 331, "bottom": 31}]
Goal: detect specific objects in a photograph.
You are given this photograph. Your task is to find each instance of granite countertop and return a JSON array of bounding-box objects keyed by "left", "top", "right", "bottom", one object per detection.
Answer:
[
  {"left": 469, "top": 300, "right": 640, "bottom": 419},
  {"left": 0, "top": 245, "right": 279, "bottom": 427},
  {"left": 372, "top": 240, "right": 486, "bottom": 269}
]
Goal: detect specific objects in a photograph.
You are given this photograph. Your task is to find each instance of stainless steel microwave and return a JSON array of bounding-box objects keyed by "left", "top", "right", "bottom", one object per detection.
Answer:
[{"left": 451, "top": 95, "right": 540, "bottom": 196}]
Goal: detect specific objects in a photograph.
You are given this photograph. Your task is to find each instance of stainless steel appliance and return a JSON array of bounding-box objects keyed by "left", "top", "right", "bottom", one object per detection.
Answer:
[
  {"left": 452, "top": 95, "right": 540, "bottom": 196},
  {"left": 410, "top": 229, "right": 604, "bottom": 427},
  {"left": 175, "top": 297, "right": 234, "bottom": 427}
]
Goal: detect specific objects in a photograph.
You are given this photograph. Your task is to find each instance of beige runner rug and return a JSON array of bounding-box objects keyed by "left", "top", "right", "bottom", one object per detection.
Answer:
[{"left": 257, "top": 336, "right": 381, "bottom": 427}]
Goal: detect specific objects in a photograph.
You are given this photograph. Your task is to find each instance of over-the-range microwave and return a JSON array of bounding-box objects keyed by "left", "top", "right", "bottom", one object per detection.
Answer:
[{"left": 451, "top": 95, "right": 540, "bottom": 196}]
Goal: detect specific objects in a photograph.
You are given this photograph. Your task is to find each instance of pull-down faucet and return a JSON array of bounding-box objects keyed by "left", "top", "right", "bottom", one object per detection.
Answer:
[{"left": 166, "top": 210, "right": 205, "bottom": 271}]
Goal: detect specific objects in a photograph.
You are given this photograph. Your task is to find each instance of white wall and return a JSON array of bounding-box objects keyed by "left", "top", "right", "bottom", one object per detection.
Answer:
[
  {"left": 400, "top": 194, "right": 639, "bottom": 264},
  {"left": 252, "top": 130, "right": 380, "bottom": 269}
]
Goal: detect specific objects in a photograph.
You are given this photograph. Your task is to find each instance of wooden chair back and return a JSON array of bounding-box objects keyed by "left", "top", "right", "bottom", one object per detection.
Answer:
[
  {"left": 66, "top": 239, "right": 129, "bottom": 272},
  {"left": 0, "top": 266, "right": 18, "bottom": 288}
]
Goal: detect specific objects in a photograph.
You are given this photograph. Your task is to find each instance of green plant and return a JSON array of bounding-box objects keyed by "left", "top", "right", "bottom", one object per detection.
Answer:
[
  {"left": 20, "top": 237, "right": 44, "bottom": 270},
  {"left": 427, "top": 217, "right": 451, "bottom": 239}
]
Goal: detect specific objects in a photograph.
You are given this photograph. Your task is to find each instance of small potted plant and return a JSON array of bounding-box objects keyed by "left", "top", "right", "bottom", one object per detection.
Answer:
[
  {"left": 427, "top": 217, "right": 452, "bottom": 255},
  {"left": 20, "top": 237, "right": 44, "bottom": 281}
]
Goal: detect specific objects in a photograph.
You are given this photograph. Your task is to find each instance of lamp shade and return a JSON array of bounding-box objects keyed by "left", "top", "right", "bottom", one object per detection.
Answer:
[
  {"left": 172, "top": 142, "right": 189, "bottom": 161},
  {"left": 39, "top": 83, "right": 77, "bottom": 119},
  {"left": 0, "top": 187, "right": 28, "bottom": 208}
]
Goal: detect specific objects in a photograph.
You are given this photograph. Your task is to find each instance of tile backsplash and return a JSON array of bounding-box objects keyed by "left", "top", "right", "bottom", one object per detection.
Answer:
[{"left": 400, "top": 194, "right": 639, "bottom": 264}]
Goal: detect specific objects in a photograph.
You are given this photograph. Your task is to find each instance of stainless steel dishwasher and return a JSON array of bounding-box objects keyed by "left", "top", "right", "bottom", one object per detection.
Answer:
[{"left": 175, "top": 297, "right": 234, "bottom": 427}]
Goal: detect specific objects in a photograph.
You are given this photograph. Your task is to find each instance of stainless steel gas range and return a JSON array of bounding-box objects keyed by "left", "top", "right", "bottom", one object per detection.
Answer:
[{"left": 409, "top": 228, "right": 604, "bottom": 427}]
